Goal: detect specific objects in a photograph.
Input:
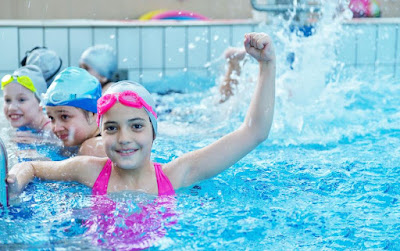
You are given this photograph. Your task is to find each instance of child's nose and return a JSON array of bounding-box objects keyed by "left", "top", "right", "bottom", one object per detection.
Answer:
[
  {"left": 117, "top": 127, "right": 131, "bottom": 144},
  {"left": 52, "top": 120, "right": 64, "bottom": 132},
  {"left": 8, "top": 102, "right": 20, "bottom": 110}
]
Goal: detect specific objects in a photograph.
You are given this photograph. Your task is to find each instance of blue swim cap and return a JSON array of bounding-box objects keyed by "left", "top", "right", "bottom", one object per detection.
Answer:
[
  {"left": 42, "top": 67, "right": 102, "bottom": 113},
  {"left": 79, "top": 45, "right": 117, "bottom": 80}
]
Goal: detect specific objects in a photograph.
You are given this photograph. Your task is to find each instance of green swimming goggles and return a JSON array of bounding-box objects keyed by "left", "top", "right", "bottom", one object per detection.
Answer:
[{"left": 1, "top": 74, "right": 37, "bottom": 93}]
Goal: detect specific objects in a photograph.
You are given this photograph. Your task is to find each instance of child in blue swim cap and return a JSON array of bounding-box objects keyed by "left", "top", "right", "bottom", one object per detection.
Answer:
[
  {"left": 79, "top": 44, "right": 117, "bottom": 93},
  {"left": 42, "top": 66, "right": 105, "bottom": 156}
]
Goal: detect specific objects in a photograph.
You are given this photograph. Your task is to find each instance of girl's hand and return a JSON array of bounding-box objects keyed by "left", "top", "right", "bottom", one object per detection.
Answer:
[
  {"left": 244, "top": 32, "right": 275, "bottom": 64},
  {"left": 6, "top": 162, "right": 34, "bottom": 199},
  {"left": 6, "top": 173, "right": 21, "bottom": 199}
]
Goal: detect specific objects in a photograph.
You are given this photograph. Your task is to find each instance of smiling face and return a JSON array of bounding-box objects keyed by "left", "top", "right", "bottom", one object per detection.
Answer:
[
  {"left": 101, "top": 103, "right": 154, "bottom": 170},
  {"left": 46, "top": 106, "right": 98, "bottom": 146},
  {"left": 3, "top": 83, "right": 42, "bottom": 128}
]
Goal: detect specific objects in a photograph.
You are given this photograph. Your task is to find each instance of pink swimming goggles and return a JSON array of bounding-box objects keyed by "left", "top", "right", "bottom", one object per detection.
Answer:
[{"left": 96, "top": 90, "right": 157, "bottom": 127}]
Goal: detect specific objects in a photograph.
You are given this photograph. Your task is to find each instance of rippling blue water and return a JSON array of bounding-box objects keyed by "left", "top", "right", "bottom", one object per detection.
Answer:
[{"left": 1, "top": 13, "right": 399, "bottom": 250}]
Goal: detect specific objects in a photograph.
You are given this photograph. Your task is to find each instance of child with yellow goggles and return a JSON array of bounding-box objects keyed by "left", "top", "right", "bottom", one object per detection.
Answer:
[{"left": 1, "top": 65, "right": 51, "bottom": 132}]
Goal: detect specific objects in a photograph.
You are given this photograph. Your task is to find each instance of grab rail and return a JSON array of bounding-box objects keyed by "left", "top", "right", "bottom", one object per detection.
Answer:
[
  {"left": 0, "top": 137, "right": 8, "bottom": 207},
  {"left": 250, "top": 0, "right": 321, "bottom": 13}
]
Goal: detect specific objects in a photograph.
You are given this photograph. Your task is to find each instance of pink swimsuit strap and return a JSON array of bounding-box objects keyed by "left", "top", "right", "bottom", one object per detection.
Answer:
[
  {"left": 92, "top": 159, "right": 112, "bottom": 196},
  {"left": 40, "top": 120, "right": 51, "bottom": 131},
  {"left": 92, "top": 159, "right": 175, "bottom": 196},
  {"left": 154, "top": 163, "right": 175, "bottom": 196}
]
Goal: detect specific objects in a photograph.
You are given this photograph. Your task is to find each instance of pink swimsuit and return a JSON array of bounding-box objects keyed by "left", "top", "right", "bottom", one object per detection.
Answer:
[
  {"left": 85, "top": 159, "right": 177, "bottom": 250},
  {"left": 92, "top": 159, "right": 175, "bottom": 196}
]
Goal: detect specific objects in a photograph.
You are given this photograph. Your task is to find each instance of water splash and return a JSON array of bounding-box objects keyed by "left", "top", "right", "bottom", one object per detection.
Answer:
[{"left": 158, "top": 0, "right": 398, "bottom": 149}]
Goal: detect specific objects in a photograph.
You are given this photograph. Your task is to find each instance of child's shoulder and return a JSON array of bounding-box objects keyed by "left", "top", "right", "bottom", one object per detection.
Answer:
[
  {"left": 67, "top": 156, "right": 108, "bottom": 184},
  {"left": 78, "top": 137, "right": 106, "bottom": 157}
]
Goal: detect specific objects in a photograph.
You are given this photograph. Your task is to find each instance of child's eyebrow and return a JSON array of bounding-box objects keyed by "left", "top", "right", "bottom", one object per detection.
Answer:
[
  {"left": 128, "top": 118, "right": 146, "bottom": 123},
  {"left": 47, "top": 110, "right": 71, "bottom": 116},
  {"left": 55, "top": 110, "right": 71, "bottom": 114},
  {"left": 104, "top": 117, "right": 146, "bottom": 125},
  {"left": 16, "top": 94, "right": 29, "bottom": 97}
]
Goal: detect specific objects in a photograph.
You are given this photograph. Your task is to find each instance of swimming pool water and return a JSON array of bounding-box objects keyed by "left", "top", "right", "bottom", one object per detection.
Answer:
[{"left": 0, "top": 15, "right": 399, "bottom": 250}]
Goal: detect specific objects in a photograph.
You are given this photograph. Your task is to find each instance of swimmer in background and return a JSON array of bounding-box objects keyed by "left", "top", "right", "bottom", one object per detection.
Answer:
[
  {"left": 7, "top": 32, "right": 275, "bottom": 198},
  {"left": 218, "top": 47, "right": 247, "bottom": 103},
  {"left": 21, "top": 46, "right": 63, "bottom": 88},
  {"left": 43, "top": 67, "right": 106, "bottom": 157},
  {"left": 79, "top": 44, "right": 118, "bottom": 93}
]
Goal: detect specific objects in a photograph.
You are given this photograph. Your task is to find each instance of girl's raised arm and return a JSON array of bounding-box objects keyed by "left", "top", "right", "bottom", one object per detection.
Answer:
[{"left": 166, "top": 32, "right": 276, "bottom": 188}]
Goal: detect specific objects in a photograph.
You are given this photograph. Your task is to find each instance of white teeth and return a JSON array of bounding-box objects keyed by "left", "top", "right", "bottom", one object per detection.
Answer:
[
  {"left": 119, "top": 149, "right": 134, "bottom": 153},
  {"left": 10, "top": 115, "right": 22, "bottom": 119}
]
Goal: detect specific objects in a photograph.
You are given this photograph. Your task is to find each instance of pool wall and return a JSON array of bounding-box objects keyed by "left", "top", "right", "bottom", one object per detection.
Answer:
[
  {"left": 0, "top": 19, "right": 399, "bottom": 92},
  {"left": 337, "top": 19, "right": 400, "bottom": 83}
]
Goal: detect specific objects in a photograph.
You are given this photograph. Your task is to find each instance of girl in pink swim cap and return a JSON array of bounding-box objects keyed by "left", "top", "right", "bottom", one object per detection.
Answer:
[{"left": 7, "top": 32, "right": 276, "bottom": 248}]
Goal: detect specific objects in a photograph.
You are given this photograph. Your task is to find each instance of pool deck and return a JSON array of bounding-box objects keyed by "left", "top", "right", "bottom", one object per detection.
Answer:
[
  {"left": 0, "top": 19, "right": 259, "bottom": 27},
  {"left": 344, "top": 17, "right": 400, "bottom": 24},
  {"left": 0, "top": 17, "right": 399, "bottom": 27}
]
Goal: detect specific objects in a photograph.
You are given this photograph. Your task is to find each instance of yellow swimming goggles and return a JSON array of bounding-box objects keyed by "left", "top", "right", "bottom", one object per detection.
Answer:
[{"left": 1, "top": 74, "right": 37, "bottom": 93}]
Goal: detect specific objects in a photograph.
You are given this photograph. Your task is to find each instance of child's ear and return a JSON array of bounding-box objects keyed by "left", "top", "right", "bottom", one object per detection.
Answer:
[
  {"left": 99, "top": 76, "right": 108, "bottom": 86},
  {"left": 88, "top": 112, "right": 97, "bottom": 124}
]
